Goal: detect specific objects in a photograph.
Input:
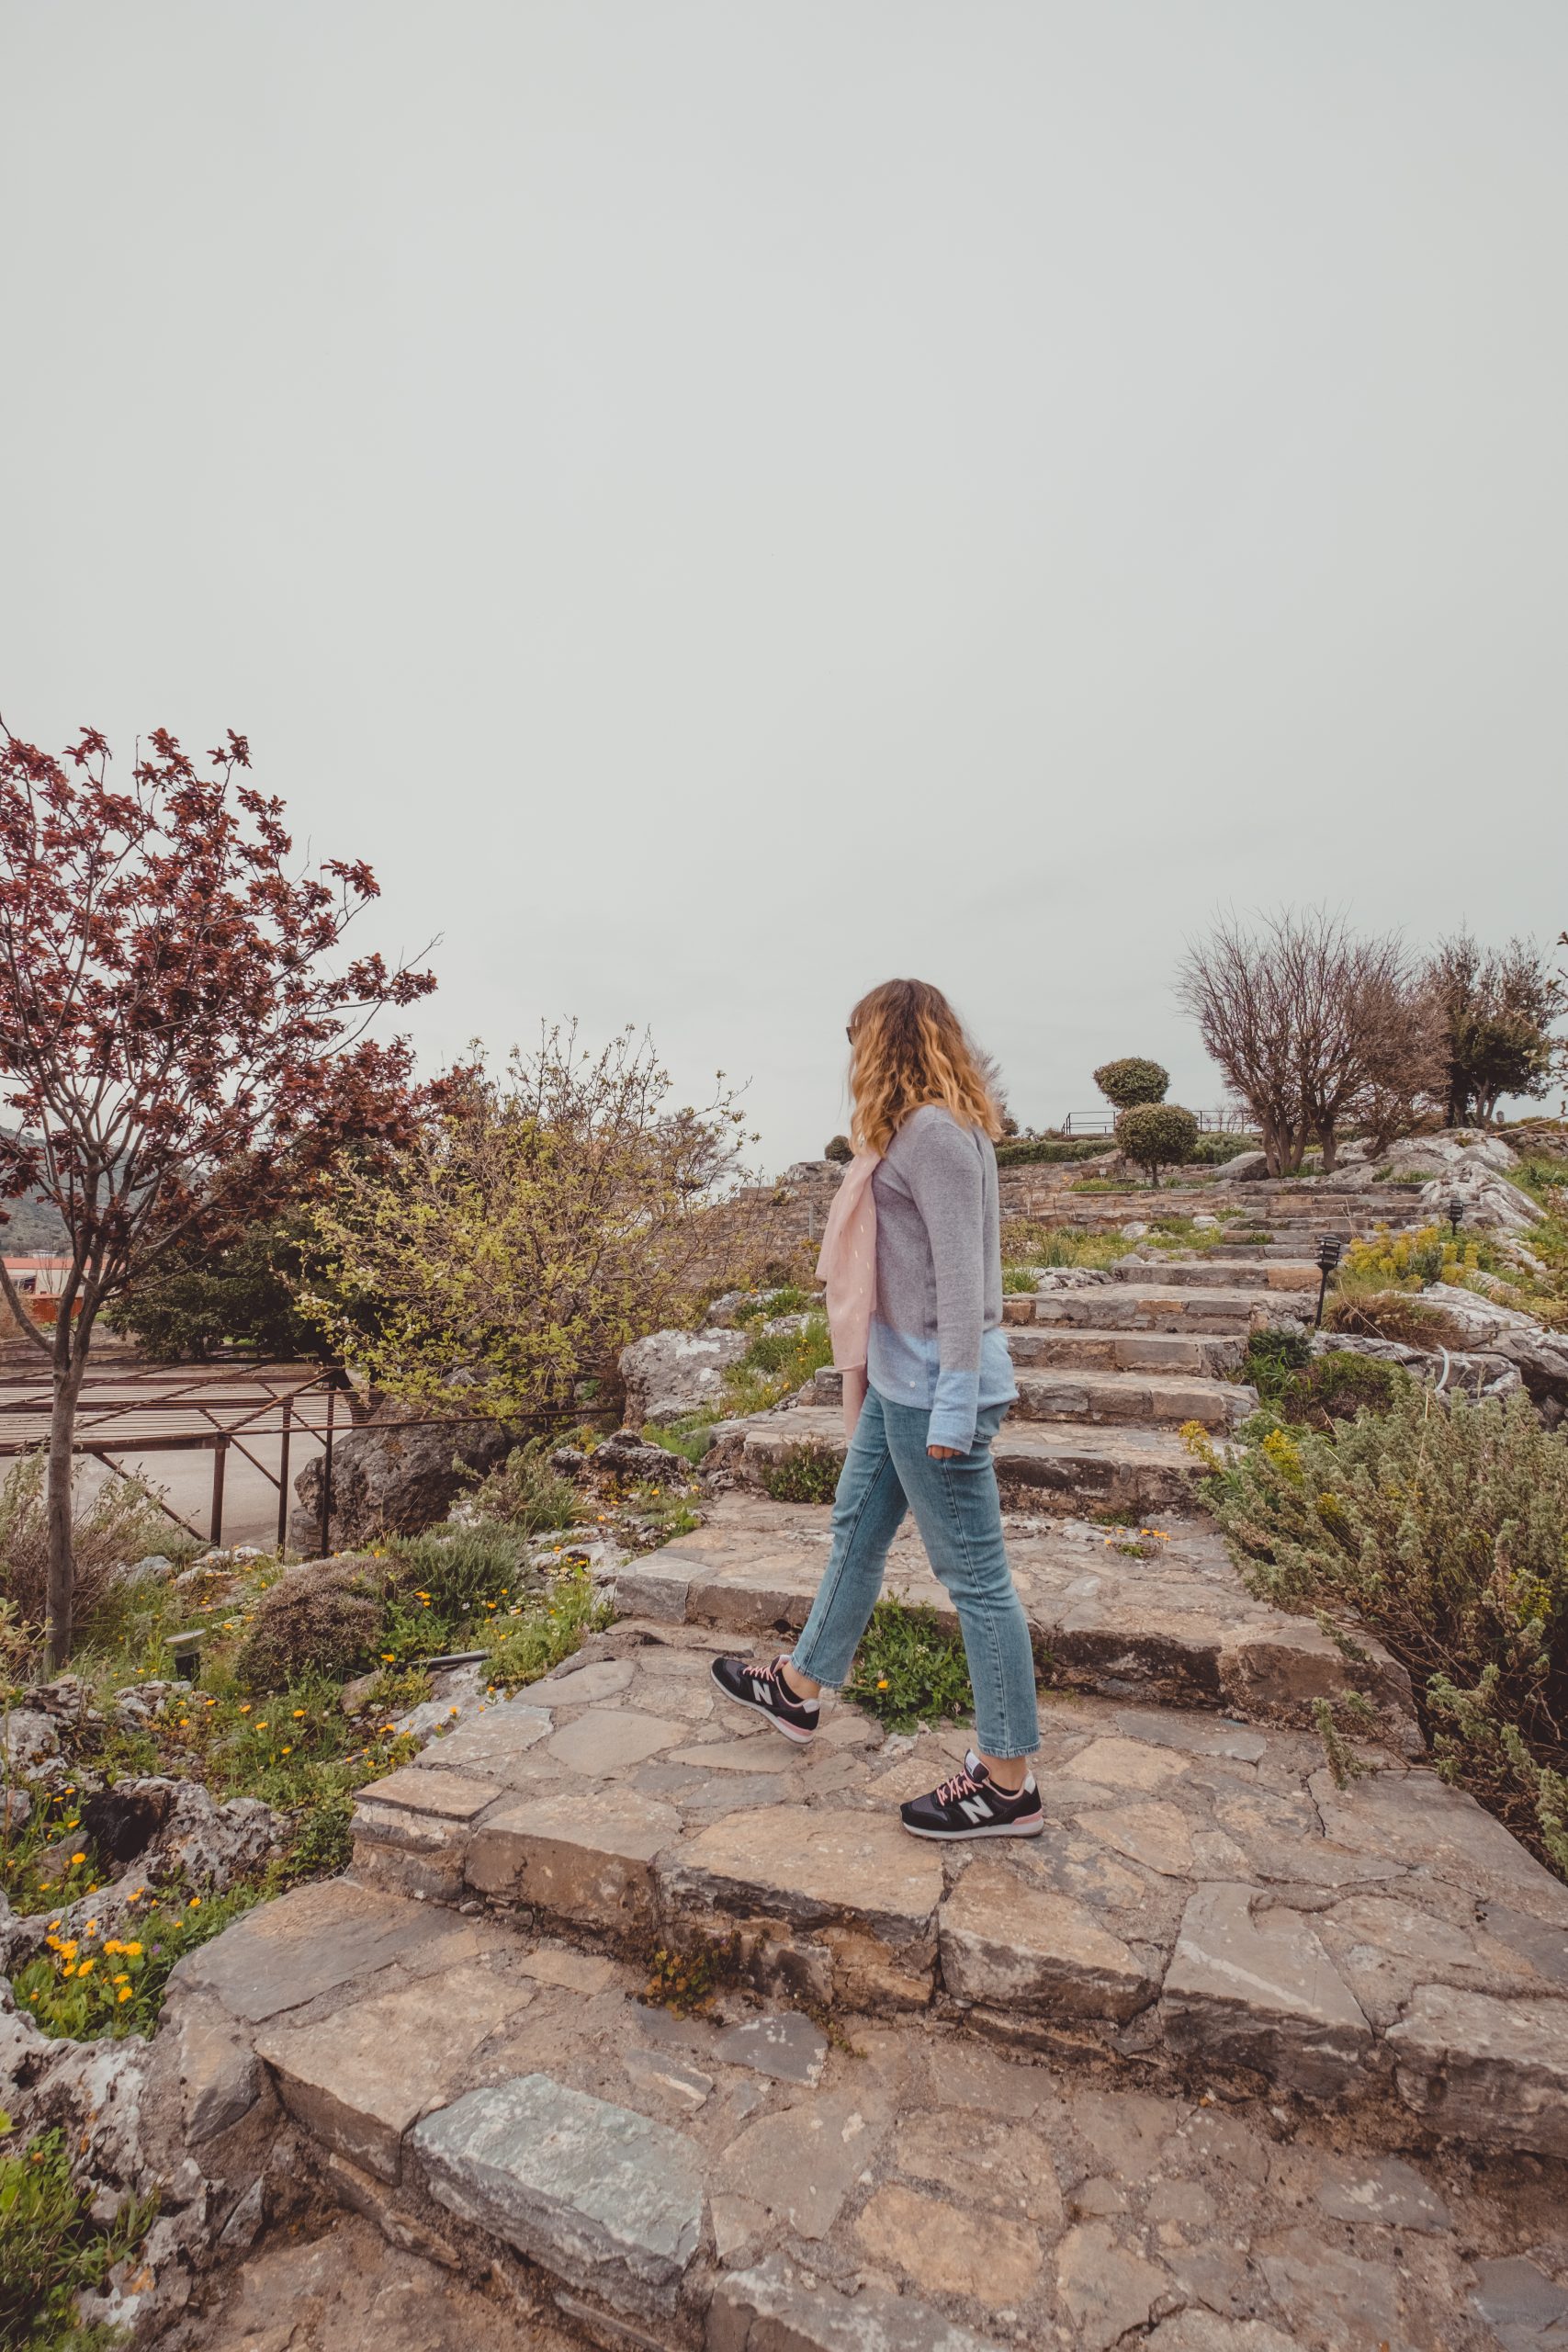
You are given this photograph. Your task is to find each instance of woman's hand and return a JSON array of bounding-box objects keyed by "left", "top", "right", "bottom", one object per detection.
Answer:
[{"left": 927, "top": 1443, "right": 961, "bottom": 1459}]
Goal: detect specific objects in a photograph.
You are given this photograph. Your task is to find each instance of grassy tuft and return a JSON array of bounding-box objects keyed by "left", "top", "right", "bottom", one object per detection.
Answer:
[
  {"left": 0, "top": 2117, "right": 158, "bottom": 2347},
  {"left": 759, "top": 1444, "right": 842, "bottom": 1505}
]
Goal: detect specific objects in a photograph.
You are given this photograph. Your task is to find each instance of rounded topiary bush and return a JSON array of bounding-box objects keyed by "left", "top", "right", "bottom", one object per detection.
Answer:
[
  {"left": 1093, "top": 1057, "right": 1170, "bottom": 1110},
  {"left": 824, "top": 1135, "right": 853, "bottom": 1164},
  {"left": 1117, "top": 1102, "right": 1199, "bottom": 1188},
  {"left": 232, "top": 1555, "right": 386, "bottom": 1690}
]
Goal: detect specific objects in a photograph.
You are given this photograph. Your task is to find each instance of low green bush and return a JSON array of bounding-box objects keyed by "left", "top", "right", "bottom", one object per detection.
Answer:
[
  {"left": 13, "top": 1883, "right": 260, "bottom": 2042},
  {"left": 994, "top": 1137, "right": 1112, "bottom": 1168},
  {"left": 231, "top": 1556, "right": 384, "bottom": 1690},
  {"left": 1116, "top": 1103, "right": 1199, "bottom": 1189},
  {"left": 998, "top": 1220, "right": 1125, "bottom": 1270},
  {"left": 480, "top": 1564, "right": 612, "bottom": 1687},
  {"left": 847, "top": 1599, "right": 974, "bottom": 1733},
  {"left": 1092, "top": 1057, "right": 1168, "bottom": 1109},
  {"left": 1206, "top": 1386, "right": 1568, "bottom": 1877},
  {"left": 760, "top": 1443, "right": 842, "bottom": 1505},
  {"left": 463, "top": 1441, "right": 580, "bottom": 1536},
  {"left": 723, "top": 1313, "right": 832, "bottom": 1416},
  {"left": 1185, "top": 1132, "right": 1261, "bottom": 1165}
]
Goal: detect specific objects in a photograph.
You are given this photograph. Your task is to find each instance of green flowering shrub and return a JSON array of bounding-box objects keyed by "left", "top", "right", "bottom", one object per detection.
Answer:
[{"left": 1208, "top": 1385, "right": 1568, "bottom": 1877}]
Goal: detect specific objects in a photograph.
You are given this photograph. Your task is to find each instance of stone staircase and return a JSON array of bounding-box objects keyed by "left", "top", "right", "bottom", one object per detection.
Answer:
[
  {"left": 174, "top": 1601, "right": 1568, "bottom": 2349},
  {"left": 716, "top": 1227, "right": 1325, "bottom": 1521},
  {"left": 167, "top": 1197, "right": 1568, "bottom": 2348}
]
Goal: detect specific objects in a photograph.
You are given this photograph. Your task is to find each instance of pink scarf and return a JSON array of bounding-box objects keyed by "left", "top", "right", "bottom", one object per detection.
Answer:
[{"left": 816, "top": 1150, "right": 880, "bottom": 1435}]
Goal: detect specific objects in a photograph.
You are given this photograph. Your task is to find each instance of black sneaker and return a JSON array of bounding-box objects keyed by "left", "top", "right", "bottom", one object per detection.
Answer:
[
  {"left": 900, "top": 1752, "right": 1043, "bottom": 1840},
  {"left": 710, "top": 1653, "right": 820, "bottom": 1744}
]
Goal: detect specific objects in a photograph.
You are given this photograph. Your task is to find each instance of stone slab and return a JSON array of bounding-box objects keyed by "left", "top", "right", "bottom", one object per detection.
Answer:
[
  {"left": 255, "top": 1967, "right": 534, "bottom": 2179},
  {"left": 709, "top": 2256, "right": 1007, "bottom": 2352},
  {"left": 351, "top": 1765, "right": 503, "bottom": 1821},
  {"left": 1010, "top": 1365, "right": 1253, "bottom": 1430},
  {"left": 546, "top": 1706, "right": 684, "bottom": 1774},
  {"left": 709, "top": 2011, "right": 829, "bottom": 2085},
  {"left": 465, "top": 1785, "right": 680, "bottom": 1939},
  {"left": 173, "top": 1877, "right": 466, "bottom": 2024},
  {"left": 1160, "top": 1883, "right": 1372, "bottom": 2098},
  {"left": 940, "top": 1859, "right": 1158, "bottom": 2023},
  {"left": 1386, "top": 1983, "right": 1568, "bottom": 2156},
  {"left": 658, "top": 1806, "right": 942, "bottom": 2007},
  {"left": 412, "top": 2073, "right": 704, "bottom": 2318}
]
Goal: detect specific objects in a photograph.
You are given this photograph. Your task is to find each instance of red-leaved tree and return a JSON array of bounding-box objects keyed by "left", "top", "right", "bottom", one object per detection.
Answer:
[{"left": 0, "top": 718, "right": 436, "bottom": 1666}]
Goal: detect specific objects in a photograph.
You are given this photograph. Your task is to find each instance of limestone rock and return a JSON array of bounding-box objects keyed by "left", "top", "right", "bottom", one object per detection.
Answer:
[
  {"left": 939, "top": 1859, "right": 1159, "bottom": 2022},
  {"left": 412, "top": 2074, "right": 705, "bottom": 2318},
  {"left": 1160, "top": 1883, "right": 1372, "bottom": 2097},
  {"left": 1469, "top": 2255, "right": 1568, "bottom": 2352},
  {"left": 1146, "top": 2317, "right": 1302, "bottom": 2352},
  {"left": 2, "top": 1708, "right": 60, "bottom": 1772},
  {"left": 710, "top": 2256, "right": 1007, "bottom": 2352},
  {"left": 718, "top": 2091, "right": 886, "bottom": 2241},
  {"left": 658, "top": 1806, "right": 942, "bottom": 2007},
  {"left": 1055, "top": 2221, "right": 1174, "bottom": 2352},
  {"left": 257, "top": 1969, "right": 535, "bottom": 2181},
  {"left": 855, "top": 2180, "right": 1042, "bottom": 2306},
  {"left": 1213, "top": 1150, "right": 1269, "bottom": 1181},
  {"left": 464, "top": 1783, "right": 679, "bottom": 1937},
  {"left": 1386, "top": 1984, "right": 1568, "bottom": 2155},
  {"left": 1420, "top": 1283, "right": 1568, "bottom": 1410},
  {"left": 290, "top": 1399, "right": 512, "bottom": 1549},
  {"left": 174, "top": 1876, "right": 469, "bottom": 2024},
  {"left": 620, "top": 1326, "right": 750, "bottom": 1424},
  {"left": 592, "top": 1425, "right": 699, "bottom": 1482},
  {"left": 709, "top": 2011, "right": 828, "bottom": 2084}
]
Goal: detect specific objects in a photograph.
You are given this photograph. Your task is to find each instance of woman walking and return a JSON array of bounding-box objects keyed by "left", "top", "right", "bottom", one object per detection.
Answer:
[{"left": 712, "top": 978, "right": 1042, "bottom": 1839}]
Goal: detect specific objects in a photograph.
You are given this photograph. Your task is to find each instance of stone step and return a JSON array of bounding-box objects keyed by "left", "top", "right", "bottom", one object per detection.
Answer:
[
  {"left": 1113, "top": 1260, "right": 1319, "bottom": 1295},
  {"left": 178, "top": 1860, "right": 1564, "bottom": 2349},
  {"left": 1010, "top": 1365, "right": 1255, "bottom": 1432},
  {"left": 1007, "top": 1283, "right": 1259, "bottom": 1335},
  {"left": 1007, "top": 1327, "right": 1245, "bottom": 1375},
  {"left": 609, "top": 1490, "right": 1417, "bottom": 1743},
  {"left": 734, "top": 1405, "right": 1207, "bottom": 1517},
  {"left": 335, "top": 1628, "right": 1568, "bottom": 2166},
  {"left": 807, "top": 1330, "right": 1247, "bottom": 1393}
]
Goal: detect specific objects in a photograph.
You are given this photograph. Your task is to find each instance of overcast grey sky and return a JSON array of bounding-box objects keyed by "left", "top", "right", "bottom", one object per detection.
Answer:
[{"left": 4, "top": 1, "right": 1564, "bottom": 1168}]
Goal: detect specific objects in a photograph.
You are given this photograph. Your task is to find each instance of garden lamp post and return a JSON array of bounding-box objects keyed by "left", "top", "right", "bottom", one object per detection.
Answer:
[
  {"left": 1448, "top": 1193, "right": 1465, "bottom": 1240},
  {"left": 1314, "top": 1235, "right": 1343, "bottom": 1329}
]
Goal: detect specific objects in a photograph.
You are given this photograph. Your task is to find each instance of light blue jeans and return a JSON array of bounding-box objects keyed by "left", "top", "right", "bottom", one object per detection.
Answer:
[{"left": 791, "top": 1386, "right": 1040, "bottom": 1759}]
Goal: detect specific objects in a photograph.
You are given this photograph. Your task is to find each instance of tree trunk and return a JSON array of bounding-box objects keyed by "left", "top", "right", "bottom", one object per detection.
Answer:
[
  {"left": 44, "top": 1335, "right": 89, "bottom": 1673},
  {"left": 1317, "top": 1123, "right": 1338, "bottom": 1172}
]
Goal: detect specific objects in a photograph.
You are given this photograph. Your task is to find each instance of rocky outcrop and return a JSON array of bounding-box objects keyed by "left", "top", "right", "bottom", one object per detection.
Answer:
[
  {"left": 619, "top": 1325, "right": 749, "bottom": 1424},
  {"left": 289, "top": 1401, "right": 512, "bottom": 1550},
  {"left": 0, "top": 1777, "right": 286, "bottom": 1977},
  {"left": 1419, "top": 1283, "right": 1568, "bottom": 1419}
]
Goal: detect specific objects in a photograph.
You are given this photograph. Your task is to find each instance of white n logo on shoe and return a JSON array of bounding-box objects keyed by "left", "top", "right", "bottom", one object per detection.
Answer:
[
  {"left": 750, "top": 1679, "right": 773, "bottom": 1706},
  {"left": 958, "top": 1794, "right": 993, "bottom": 1825}
]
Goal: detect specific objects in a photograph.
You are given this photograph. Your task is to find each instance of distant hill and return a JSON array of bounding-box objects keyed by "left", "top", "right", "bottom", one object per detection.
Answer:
[{"left": 1, "top": 1126, "right": 67, "bottom": 1254}]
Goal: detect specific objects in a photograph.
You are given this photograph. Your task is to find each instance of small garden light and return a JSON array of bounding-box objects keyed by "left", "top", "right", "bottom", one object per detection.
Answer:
[
  {"left": 1314, "top": 1234, "right": 1343, "bottom": 1328},
  {"left": 1448, "top": 1193, "right": 1465, "bottom": 1238}
]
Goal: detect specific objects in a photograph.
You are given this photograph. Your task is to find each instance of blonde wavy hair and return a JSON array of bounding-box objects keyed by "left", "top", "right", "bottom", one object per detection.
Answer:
[{"left": 847, "top": 979, "right": 1003, "bottom": 1157}]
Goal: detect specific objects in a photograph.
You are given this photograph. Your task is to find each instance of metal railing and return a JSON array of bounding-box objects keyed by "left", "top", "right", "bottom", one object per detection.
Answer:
[
  {"left": 1057, "top": 1108, "right": 1255, "bottom": 1136},
  {"left": 0, "top": 1352, "right": 597, "bottom": 1556}
]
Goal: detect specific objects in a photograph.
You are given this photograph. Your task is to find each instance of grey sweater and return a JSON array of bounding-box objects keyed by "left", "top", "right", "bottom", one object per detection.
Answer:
[{"left": 866, "top": 1104, "right": 1017, "bottom": 1451}]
